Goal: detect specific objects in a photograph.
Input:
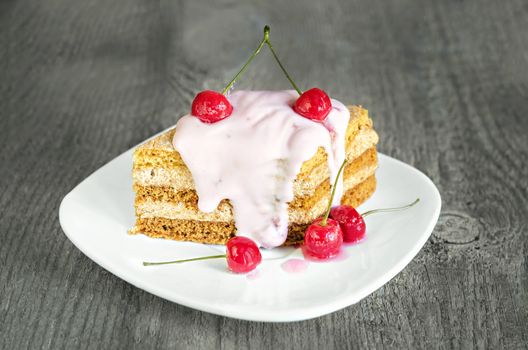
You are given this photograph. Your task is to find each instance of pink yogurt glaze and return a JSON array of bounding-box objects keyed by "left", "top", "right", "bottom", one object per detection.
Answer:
[{"left": 173, "top": 90, "right": 350, "bottom": 248}]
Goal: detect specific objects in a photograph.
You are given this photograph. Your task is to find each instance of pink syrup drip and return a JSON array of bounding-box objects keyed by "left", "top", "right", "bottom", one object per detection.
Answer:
[{"left": 173, "top": 90, "right": 350, "bottom": 248}]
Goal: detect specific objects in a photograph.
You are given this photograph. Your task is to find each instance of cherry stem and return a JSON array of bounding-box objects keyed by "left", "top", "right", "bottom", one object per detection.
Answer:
[
  {"left": 221, "top": 29, "right": 268, "bottom": 95},
  {"left": 263, "top": 26, "right": 303, "bottom": 95},
  {"left": 143, "top": 254, "right": 226, "bottom": 266},
  {"left": 361, "top": 198, "right": 420, "bottom": 218},
  {"left": 321, "top": 159, "right": 347, "bottom": 226}
]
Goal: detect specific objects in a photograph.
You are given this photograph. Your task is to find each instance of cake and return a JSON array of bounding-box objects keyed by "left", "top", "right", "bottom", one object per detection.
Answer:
[{"left": 131, "top": 90, "right": 378, "bottom": 247}]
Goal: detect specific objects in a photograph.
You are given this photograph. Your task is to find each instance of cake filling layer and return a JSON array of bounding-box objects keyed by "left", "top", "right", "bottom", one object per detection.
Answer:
[
  {"left": 135, "top": 161, "right": 377, "bottom": 224},
  {"left": 132, "top": 175, "right": 377, "bottom": 246},
  {"left": 172, "top": 90, "right": 350, "bottom": 248}
]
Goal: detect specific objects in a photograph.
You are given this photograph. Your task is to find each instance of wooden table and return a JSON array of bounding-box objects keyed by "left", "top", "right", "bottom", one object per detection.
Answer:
[{"left": 2, "top": 0, "right": 527, "bottom": 348}]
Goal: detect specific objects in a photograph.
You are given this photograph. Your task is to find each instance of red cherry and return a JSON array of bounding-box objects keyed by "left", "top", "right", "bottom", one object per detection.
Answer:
[
  {"left": 293, "top": 88, "right": 332, "bottom": 122},
  {"left": 302, "top": 218, "right": 343, "bottom": 260},
  {"left": 330, "top": 205, "right": 366, "bottom": 243},
  {"left": 191, "top": 90, "right": 233, "bottom": 123},
  {"left": 226, "top": 236, "right": 262, "bottom": 273},
  {"left": 142, "top": 236, "right": 261, "bottom": 272}
]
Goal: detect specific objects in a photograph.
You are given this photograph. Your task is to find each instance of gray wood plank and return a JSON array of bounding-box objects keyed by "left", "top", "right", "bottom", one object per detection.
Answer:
[{"left": 1, "top": 0, "right": 527, "bottom": 349}]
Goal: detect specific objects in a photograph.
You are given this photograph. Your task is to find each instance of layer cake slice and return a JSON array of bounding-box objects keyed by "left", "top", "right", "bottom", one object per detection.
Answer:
[{"left": 131, "top": 104, "right": 378, "bottom": 245}]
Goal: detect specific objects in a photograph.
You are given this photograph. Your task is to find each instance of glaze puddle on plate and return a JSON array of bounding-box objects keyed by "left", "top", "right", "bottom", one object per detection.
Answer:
[
  {"left": 246, "top": 269, "right": 261, "bottom": 280},
  {"left": 59, "top": 146, "right": 441, "bottom": 322},
  {"left": 281, "top": 259, "right": 309, "bottom": 273}
]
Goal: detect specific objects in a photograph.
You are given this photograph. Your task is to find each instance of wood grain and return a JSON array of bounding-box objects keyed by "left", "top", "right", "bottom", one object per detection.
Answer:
[{"left": 1, "top": 0, "right": 527, "bottom": 349}]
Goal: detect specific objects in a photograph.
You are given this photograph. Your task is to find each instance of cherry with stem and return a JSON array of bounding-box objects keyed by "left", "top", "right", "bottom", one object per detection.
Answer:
[
  {"left": 262, "top": 26, "right": 334, "bottom": 121},
  {"left": 330, "top": 198, "right": 421, "bottom": 243},
  {"left": 191, "top": 26, "right": 269, "bottom": 123},
  {"left": 193, "top": 25, "right": 333, "bottom": 122},
  {"left": 143, "top": 236, "right": 262, "bottom": 273},
  {"left": 262, "top": 26, "right": 303, "bottom": 95},
  {"left": 301, "top": 159, "right": 347, "bottom": 260}
]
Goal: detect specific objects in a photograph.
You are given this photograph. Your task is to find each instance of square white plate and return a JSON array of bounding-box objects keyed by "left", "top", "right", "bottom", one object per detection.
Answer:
[{"left": 59, "top": 145, "right": 441, "bottom": 322}]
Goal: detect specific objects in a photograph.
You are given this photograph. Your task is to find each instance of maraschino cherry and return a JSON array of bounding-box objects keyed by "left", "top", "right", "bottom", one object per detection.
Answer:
[
  {"left": 330, "top": 199, "right": 420, "bottom": 243},
  {"left": 191, "top": 90, "right": 233, "bottom": 123},
  {"left": 329, "top": 206, "right": 365, "bottom": 243},
  {"left": 302, "top": 160, "right": 346, "bottom": 260},
  {"left": 143, "top": 236, "right": 262, "bottom": 274},
  {"left": 302, "top": 217, "right": 343, "bottom": 260},
  {"left": 225, "top": 236, "right": 262, "bottom": 273},
  {"left": 293, "top": 88, "right": 332, "bottom": 121}
]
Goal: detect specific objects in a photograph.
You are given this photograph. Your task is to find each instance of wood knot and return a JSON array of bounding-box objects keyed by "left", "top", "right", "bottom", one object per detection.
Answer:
[{"left": 434, "top": 211, "right": 481, "bottom": 245}]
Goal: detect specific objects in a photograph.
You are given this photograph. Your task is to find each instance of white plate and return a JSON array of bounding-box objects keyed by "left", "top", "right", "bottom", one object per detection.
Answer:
[{"left": 59, "top": 145, "right": 441, "bottom": 322}]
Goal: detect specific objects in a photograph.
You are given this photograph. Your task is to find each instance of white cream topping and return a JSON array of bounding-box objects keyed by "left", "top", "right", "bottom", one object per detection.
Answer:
[{"left": 173, "top": 90, "right": 350, "bottom": 248}]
